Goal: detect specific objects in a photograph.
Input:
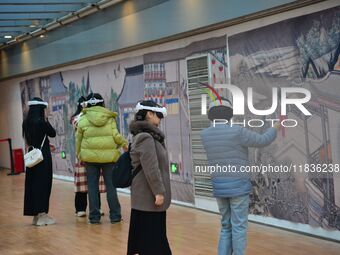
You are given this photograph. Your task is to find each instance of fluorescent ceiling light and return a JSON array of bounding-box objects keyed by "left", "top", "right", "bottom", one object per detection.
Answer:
[{"left": 4, "top": 35, "right": 12, "bottom": 39}]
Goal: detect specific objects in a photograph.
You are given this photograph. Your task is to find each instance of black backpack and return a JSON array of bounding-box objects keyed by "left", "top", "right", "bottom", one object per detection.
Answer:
[{"left": 112, "top": 145, "right": 142, "bottom": 188}]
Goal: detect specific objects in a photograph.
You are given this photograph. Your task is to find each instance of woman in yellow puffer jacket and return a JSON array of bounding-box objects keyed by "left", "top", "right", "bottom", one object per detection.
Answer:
[{"left": 76, "top": 93, "right": 128, "bottom": 224}]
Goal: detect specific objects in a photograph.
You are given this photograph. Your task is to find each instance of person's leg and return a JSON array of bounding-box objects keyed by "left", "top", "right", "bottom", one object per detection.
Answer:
[
  {"left": 101, "top": 163, "right": 121, "bottom": 222},
  {"left": 35, "top": 156, "right": 53, "bottom": 214},
  {"left": 75, "top": 192, "right": 80, "bottom": 213},
  {"left": 127, "top": 209, "right": 139, "bottom": 255},
  {"left": 216, "top": 197, "right": 232, "bottom": 255},
  {"left": 44, "top": 156, "right": 53, "bottom": 214},
  {"left": 230, "top": 194, "right": 249, "bottom": 255},
  {"left": 161, "top": 211, "right": 172, "bottom": 255},
  {"left": 98, "top": 192, "right": 104, "bottom": 215},
  {"left": 75, "top": 192, "right": 87, "bottom": 215},
  {"left": 85, "top": 163, "right": 101, "bottom": 223},
  {"left": 74, "top": 192, "right": 81, "bottom": 212},
  {"left": 79, "top": 192, "right": 87, "bottom": 211},
  {"left": 99, "top": 170, "right": 106, "bottom": 215}
]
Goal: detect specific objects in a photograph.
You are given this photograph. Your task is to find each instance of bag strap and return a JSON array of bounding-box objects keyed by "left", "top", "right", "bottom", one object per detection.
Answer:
[
  {"left": 132, "top": 165, "right": 142, "bottom": 179},
  {"left": 25, "top": 135, "right": 47, "bottom": 152},
  {"left": 26, "top": 145, "right": 34, "bottom": 153},
  {"left": 40, "top": 135, "right": 47, "bottom": 149}
]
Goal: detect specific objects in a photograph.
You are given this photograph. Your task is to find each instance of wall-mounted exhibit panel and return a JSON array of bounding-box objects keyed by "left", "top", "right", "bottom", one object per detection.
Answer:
[{"left": 2, "top": 0, "right": 339, "bottom": 242}]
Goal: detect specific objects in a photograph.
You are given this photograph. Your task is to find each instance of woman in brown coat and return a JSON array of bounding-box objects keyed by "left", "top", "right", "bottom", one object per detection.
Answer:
[{"left": 127, "top": 100, "right": 172, "bottom": 255}]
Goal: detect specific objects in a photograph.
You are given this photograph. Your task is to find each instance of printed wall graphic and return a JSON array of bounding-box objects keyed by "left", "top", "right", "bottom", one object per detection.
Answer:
[
  {"left": 20, "top": 56, "right": 195, "bottom": 203},
  {"left": 19, "top": 6, "right": 340, "bottom": 233},
  {"left": 21, "top": 57, "right": 141, "bottom": 177},
  {"left": 143, "top": 35, "right": 227, "bottom": 201},
  {"left": 228, "top": 7, "right": 340, "bottom": 230},
  {"left": 143, "top": 60, "right": 194, "bottom": 202}
]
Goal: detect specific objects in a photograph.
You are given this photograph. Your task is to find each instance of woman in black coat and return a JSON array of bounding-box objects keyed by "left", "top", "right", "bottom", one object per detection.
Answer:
[{"left": 23, "top": 97, "right": 56, "bottom": 226}]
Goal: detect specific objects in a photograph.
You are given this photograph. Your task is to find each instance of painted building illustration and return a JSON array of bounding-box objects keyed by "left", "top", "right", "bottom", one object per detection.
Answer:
[
  {"left": 117, "top": 65, "right": 145, "bottom": 138},
  {"left": 17, "top": 6, "right": 340, "bottom": 233}
]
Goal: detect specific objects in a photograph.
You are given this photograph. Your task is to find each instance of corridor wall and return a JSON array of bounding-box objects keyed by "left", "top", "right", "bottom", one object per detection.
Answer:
[{"left": 0, "top": 0, "right": 339, "bottom": 241}]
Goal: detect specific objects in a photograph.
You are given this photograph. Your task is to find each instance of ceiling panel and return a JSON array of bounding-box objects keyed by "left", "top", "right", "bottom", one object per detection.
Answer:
[
  {"left": 0, "top": 0, "right": 95, "bottom": 4},
  {"left": 0, "top": 0, "right": 101, "bottom": 45}
]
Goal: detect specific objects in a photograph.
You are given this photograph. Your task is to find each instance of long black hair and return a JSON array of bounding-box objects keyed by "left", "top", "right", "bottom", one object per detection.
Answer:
[
  {"left": 22, "top": 97, "right": 47, "bottom": 145},
  {"left": 135, "top": 100, "right": 161, "bottom": 121},
  {"left": 70, "top": 96, "right": 86, "bottom": 124}
]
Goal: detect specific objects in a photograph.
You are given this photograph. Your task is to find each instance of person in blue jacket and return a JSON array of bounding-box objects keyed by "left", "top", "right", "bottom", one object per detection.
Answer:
[{"left": 201, "top": 98, "right": 278, "bottom": 255}]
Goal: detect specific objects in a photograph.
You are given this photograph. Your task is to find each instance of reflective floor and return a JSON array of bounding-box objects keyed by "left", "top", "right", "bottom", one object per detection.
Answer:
[{"left": 0, "top": 169, "right": 339, "bottom": 255}]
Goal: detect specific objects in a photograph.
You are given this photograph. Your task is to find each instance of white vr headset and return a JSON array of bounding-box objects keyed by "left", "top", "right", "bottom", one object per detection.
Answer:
[
  {"left": 135, "top": 102, "right": 167, "bottom": 118},
  {"left": 87, "top": 98, "right": 104, "bottom": 105},
  {"left": 81, "top": 98, "right": 104, "bottom": 108},
  {"left": 28, "top": 100, "right": 48, "bottom": 107}
]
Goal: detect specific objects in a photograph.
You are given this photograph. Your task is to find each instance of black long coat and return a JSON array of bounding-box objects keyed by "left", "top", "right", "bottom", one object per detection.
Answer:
[{"left": 23, "top": 120, "right": 56, "bottom": 216}]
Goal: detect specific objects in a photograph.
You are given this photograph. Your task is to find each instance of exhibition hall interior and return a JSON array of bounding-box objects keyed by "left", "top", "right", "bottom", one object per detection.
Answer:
[{"left": 0, "top": 0, "right": 339, "bottom": 254}]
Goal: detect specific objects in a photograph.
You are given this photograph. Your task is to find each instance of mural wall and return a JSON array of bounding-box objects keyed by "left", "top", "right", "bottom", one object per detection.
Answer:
[
  {"left": 228, "top": 7, "right": 340, "bottom": 230},
  {"left": 20, "top": 56, "right": 195, "bottom": 203},
  {"left": 20, "top": 6, "right": 340, "bottom": 232}
]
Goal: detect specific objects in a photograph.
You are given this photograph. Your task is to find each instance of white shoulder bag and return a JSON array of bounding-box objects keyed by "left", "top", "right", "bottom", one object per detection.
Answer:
[{"left": 24, "top": 135, "right": 47, "bottom": 168}]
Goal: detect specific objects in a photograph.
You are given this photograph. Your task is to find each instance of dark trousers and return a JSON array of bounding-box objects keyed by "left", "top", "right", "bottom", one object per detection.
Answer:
[
  {"left": 74, "top": 192, "right": 101, "bottom": 213},
  {"left": 127, "top": 209, "right": 172, "bottom": 255},
  {"left": 85, "top": 162, "right": 121, "bottom": 222},
  {"left": 75, "top": 192, "right": 87, "bottom": 212}
]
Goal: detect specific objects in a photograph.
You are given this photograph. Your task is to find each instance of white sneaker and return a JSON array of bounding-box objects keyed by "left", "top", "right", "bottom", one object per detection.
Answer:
[
  {"left": 76, "top": 211, "right": 86, "bottom": 217},
  {"left": 35, "top": 213, "right": 56, "bottom": 226},
  {"left": 32, "top": 215, "right": 39, "bottom": 225}
]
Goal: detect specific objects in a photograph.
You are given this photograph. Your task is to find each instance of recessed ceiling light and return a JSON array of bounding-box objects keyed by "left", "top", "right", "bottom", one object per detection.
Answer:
[
  {"left": 39, "top": 35, "right": 45, "bottom": 38},
  {"left": 4, "top": 35, "right": 12, "bottom": 39}
]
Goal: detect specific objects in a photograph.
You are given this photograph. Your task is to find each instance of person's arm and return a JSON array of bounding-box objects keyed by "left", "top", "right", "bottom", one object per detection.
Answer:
[
  {"left": 134, "top": 134, "right": 166, "bottom": 198},
  {"left": 75, "top": 125, "right": 83, "bottom": 157},
  {"left": 111, "top": 120, "right": 128, "bottom": 149},
  {"left": 43, "top": 119, "right": 56, "bottom": 138},
  {"left": 113, "top": 131, "right": 128, "bottom": 147},
  {"left": 240, "top": 127, "right": 277, "bottom": 147}
]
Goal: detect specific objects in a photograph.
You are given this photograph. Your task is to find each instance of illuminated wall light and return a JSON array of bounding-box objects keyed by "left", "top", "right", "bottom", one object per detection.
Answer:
[
  {"left": 21, "top": 46, "right": 32, "bottom": 71},
  {"left": 0, "top": 50, "right": 9, "bottom": 76},
  {"left": 21, "top": 42, "right": 29, "bottom": 51},
  {"left": 121, "top": 1, "right": 136, "bottom": 16}
]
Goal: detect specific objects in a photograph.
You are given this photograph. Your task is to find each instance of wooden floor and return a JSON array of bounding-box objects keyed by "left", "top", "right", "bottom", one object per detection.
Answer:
[{"left": 0, "top": 169, "right": 339, "bottom": 255}]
